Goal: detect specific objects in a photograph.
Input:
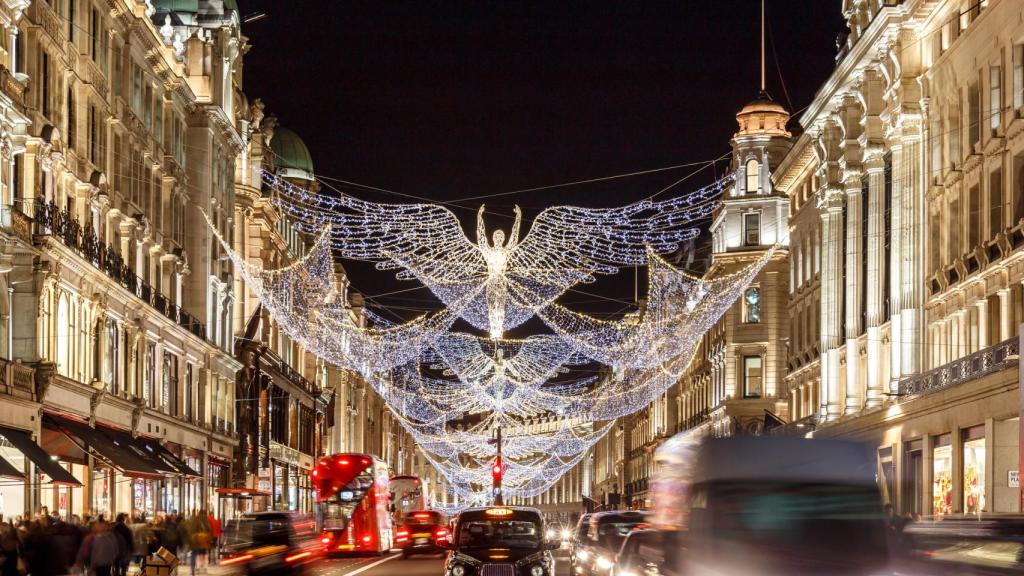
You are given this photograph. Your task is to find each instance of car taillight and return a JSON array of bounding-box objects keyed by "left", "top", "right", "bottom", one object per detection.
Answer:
[
  {"left": 362, "top": 535, "right": 372, "bottom": 543},
  {"left": 435, "top": 528, "right": 448, "bottom": 540},
  {"left": 321, "top": 536, "right": 332, "bottom": 544},
  {"left": 220, "top": 555, "right": 253, "bottom": 565}
]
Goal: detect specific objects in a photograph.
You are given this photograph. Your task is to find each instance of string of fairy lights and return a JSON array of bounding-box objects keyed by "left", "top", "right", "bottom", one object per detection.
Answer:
[{"left": 213, "top": 169, "right": 769, "bottom": 502}]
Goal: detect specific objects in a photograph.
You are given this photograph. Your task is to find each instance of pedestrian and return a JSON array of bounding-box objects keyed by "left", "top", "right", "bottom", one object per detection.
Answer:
[
  {"left": 77, "top": 519, "right": 121, "bottom": 576},
  {"left": 160, "top": 514, "right": 181, "bottom": 559},
  {"left": 206, "top": 511, "right": 221, "bottom": 563},
  {"left": 129, "top": 516, "right": 154, "bottom": 566},
  {"left": 113, "top": 514, "right": 134, "bottom": 576},
  {"left": 184, "top": 511, "right": 211, "bottom": 576},
  {"left": 0, "top": 523, "right": 23, "bottom": 576},
  {"left": 51, "top": 516, "right": 83, "bottom": 575}
]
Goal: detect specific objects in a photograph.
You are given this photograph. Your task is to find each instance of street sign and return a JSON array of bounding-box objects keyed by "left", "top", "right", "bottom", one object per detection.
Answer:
[{"left": 1010, "top": 470, "right": 1020, "bottom": 488}]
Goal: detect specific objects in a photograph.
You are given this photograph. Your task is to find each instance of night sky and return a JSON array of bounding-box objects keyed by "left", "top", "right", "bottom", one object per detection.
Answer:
[{"left": 239, "top": 1, "right": 846, "bottom": 316}]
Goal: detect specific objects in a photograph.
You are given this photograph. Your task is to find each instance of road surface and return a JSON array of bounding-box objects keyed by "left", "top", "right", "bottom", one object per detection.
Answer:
[{"left": 309, "top": 548, "right": 571, "bottom": 576}]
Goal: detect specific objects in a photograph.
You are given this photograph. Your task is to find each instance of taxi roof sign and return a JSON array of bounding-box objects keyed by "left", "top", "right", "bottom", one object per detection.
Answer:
[{"left": 485, "top": 507, "right": 513, "bottom": 516}]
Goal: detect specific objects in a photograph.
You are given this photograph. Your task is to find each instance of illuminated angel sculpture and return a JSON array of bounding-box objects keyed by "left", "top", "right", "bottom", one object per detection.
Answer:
[{"left": 268, "top": 172, "right": 725, "bottom": 337}]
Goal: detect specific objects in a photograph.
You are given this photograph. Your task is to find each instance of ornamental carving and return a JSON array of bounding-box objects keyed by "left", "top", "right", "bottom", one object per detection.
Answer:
[{"left": 33, "top": 362, "right": 56, "bottom": 403}]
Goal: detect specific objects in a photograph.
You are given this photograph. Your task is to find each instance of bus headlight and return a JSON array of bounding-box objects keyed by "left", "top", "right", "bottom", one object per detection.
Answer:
[
  {"left": 530, "top": 565, "right": 544, "bottom": 576},
  {"left": 451, "top": 565, "right": 466, "bottom": 576}
]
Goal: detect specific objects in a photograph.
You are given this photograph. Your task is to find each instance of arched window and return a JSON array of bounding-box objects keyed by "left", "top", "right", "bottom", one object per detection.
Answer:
[
  {"left": 56, "top": 295, "right": 69, "bottom": 377},
  {"left": 745, "top": 159, "right": 760, "bottom": 194}
]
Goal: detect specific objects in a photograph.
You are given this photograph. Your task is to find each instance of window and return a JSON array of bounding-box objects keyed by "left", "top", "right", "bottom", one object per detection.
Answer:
[
  {"left": 132, "top": 64, "right": 142, "bottom": 114},
  {"left": 948, "top": 195, "right": 960, "bottom": 259},
  {"left": 743, "top": 212, "right": 760, "bottom": 246},
  {"left": 104, "top": 319, "right": 119, "bottom": 394},
  {"left": 933, "top": 434, "right": 953, "bottom": 518},
  {"left": 745, "top": 159, "right": 760, "bottom": 194},
  {"left": 162, "top": 352, "right": 178, "bottom": 416},
  {"left": 962, "top": 426, "right": 986, "bottom": 515},
  {"left": 144, "top": 83, "right": 153, "bottom": 131},
  {"left": 113, "top": 45, "right": 123, "bottom": 99},
  {"left": 56, "top": 295, "right": 70, "bottom": 378},
  {"left": 41, "top": 52, "right": 50, "bottom": 118},
  {"left": 990, "top": 65, "right": 1002, "bottom": 131},
  {"left": 155, "top": 97, "right": 164, "bottom": 146},
  {"left": 145, "top": 341, "right": 156, "bottom": 408},
  {"left": 185, "top": 363, "right": 194, "bottom": 422},
  {"left": 66, "top": 89, "right": 75, "bottom": 151},
  {"left": 743, "top": 287, "right": 761, "bottom": 323},
  {"left": 969, "top": 184, "right": 981, "bottom": 248},
  {"left": 68, "top": 0, "right": 76, "bottom": 44},
  {"left": 883, "top": 152, "right": 892, "bottom": 319},
  {"left": 1015, "top": 153, "right": 1024, "bottom": 224},
  {"left": 1015, "top": 44, "right": 1024, "bottom": 111},
  {"left": 742, "top": 356, "right": 762, "bottom": 398},
  {"left": 968, "top": 81, "right": 980, "bottom": 151},
  {"left": 88, "top": 105, "right": 98, "bottom": 164},
  {"left": 89, "top": 8, "right": 98, "bottom": 61},
  {"left": 948, "top": 105, "right": 961, "bottom": 164},
  {"left": 990, "top": 169, "right": 1003, "bottom": 238}
]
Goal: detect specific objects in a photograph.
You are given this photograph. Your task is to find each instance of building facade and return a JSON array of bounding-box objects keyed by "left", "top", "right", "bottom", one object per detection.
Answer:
[
  {"left": 589, "top": 0, "right": 1024, "bottom": 518},
  {"left": 0, "top": 0, "right": 246, "bottom": 522}
]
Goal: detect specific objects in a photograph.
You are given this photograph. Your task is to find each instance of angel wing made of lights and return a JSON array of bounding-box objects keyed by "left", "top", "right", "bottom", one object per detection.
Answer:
[{"left": 265, "top": 170, "right": 728, "bottom": 337}]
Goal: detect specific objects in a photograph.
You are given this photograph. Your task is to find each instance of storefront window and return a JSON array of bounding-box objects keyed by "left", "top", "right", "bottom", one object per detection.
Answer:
[
  {"left": 963, "top": 427, "right": 986, "bottom": 515},
  {"left": 133, "top": 479, "right": 155, "bottom": 519},
  {"left": 93, "top": 467, "right": 111, "bottom": 519},
  {"left": 0, "top": 438, "right": 25, "bottom": 521},
  {"left": 933, "top": 438, "right": 953, "bottom": 518},
  {"left": 274, "top": 462, "right": 287, "bottom": 510}
]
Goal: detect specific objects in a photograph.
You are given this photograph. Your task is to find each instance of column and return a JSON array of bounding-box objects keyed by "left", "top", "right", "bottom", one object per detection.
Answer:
[
  {"left": 976, "top": 299, "right": 988, "bottom": 350},
  {"left": 820, "top": 190, "right": 844, "bottom": 421},
  {"left": 899, "top": 111, "right": 924, "bottom": 380},
  {"left": 845, "top": 174, "right": 864, "bottom": 415},
  {"left": 864, "top": 146, "right": 886, "bottom": 409},
  {"left": 889, "top": 136, "right": 904, "bottom": 394},
  {"left": 999, "top": 288, "right": 1012, "bottom": 342}
]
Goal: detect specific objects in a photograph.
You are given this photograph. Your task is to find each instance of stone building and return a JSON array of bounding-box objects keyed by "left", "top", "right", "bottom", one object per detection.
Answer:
[
  {"left": 0, "top": 0, "right": 245, "bottom": 521},
  {"left": 589, "top": 0, "right": 1024, "bottom": 517}
]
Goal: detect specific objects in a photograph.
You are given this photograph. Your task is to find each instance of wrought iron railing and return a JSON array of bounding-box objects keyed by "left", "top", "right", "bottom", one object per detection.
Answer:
[
  {"left": 679, "top": 407, "right": 710, "bottom": 432},
  {"left": 898, "top": 336, "right": 1019, "bottom": 397},
  {"left": 34, "top": 200, "right": 206, "bottom": 340}
]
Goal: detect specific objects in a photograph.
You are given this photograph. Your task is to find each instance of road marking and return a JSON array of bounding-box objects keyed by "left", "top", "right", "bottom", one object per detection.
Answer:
[{"left": 336, "top": 554, "right": 400, "bottom": 576}]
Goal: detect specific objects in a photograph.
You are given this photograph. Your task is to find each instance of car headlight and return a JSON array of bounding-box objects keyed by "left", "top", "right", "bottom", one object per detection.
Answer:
[
  {"left": 545, "top": 529, "right": 555, "bottom": 540},
  {"left": 560, "top": 529, "right": 571, "bottom": 540},
  {"left": 576, "top": 550, "right": 589, "bottom": 561},
  {"left": 596, "top": 557, "right": 613, "bottom": 571},
  {"left": 451, "top": 565, "right": 466, "bottom": 576},
  {"left": 530, "top": 565, "right": 544, "bottom": 576}
]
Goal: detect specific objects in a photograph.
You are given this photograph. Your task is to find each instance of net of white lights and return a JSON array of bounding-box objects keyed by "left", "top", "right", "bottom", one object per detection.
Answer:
[
  {"left": 264, "top": 171, "right": 728, "bottom": 339},
  {"left": 215, "top": 172, "right": 774, "bottom": 501}
]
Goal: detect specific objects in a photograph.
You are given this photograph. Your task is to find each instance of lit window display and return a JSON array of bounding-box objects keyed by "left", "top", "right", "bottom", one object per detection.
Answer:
[
  {"left": 133, "top": 479, "right": 155, "bottom": 518},
  {"left": 93, "top": 467, "right": 111, "bottom": 518},
  {"left": 963, "top": 436, "right": 986, "bottom": 515},
  {"left": 933, "top": 443, "right": 953, "bottom": 517}
]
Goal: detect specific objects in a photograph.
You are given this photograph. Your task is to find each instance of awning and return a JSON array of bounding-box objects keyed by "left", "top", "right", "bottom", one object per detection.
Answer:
[
  {"left": 215, "top": 488, "right": 270, "bottom": 498},
  {"left": 135, "top": 437, "right": 201, "bottom": 477},
  {"left": 0, "top": 455, "right": 22, "bottom": 481},
  {"left": 0, "top": 425, "right": 81, "bottom": 485},
  {"left": 44, "top": 414, "right": 163, "bottom": 479}
]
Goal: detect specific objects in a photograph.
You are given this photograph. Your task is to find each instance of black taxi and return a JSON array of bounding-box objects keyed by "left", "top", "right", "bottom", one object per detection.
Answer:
[{"left": 442, "top": 507, "right": 560, "bottom": 576}]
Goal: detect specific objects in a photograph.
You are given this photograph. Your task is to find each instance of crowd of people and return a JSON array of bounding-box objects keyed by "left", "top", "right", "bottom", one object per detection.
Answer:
[{"left": 0, "top": 508, "right": 223, "bottom": 576}]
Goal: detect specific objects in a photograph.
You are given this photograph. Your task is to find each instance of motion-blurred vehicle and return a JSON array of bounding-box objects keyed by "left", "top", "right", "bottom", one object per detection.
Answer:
[
  {"left": 650, "top": 434, "right": 890, "bottom": 575},
  {"left": 903, "top": 515, "right": 1024, "bottom": 574},
  {"left": 390, "top": 475, "right": 428, "bottom": 524},
  {"left": 568, "top": 513, "right": 593, "bottom": 576},
  {"left": 311, "top": 453, "right": 394, "bottom": 554},
  {"left": 609, "top": 529, "right": 667, "bottom": 576},
  {"left": 396, "top": 509, "right": 449, "bottom": 558},
  {"left": 216, "top": 511, "right": 322, "bottom": 576},
  {"left": 442, "top": 506, "right": 560, "bottom": 576},
  {"left": 575, "top": 511, "right": 648, "bottom": 576}
]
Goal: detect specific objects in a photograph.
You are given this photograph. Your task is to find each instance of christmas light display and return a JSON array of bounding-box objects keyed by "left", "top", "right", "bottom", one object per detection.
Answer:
[
  {"left": 214, "top": 170, "right": 769, "bottom": 501},
  {"left": 264, "top": 171, "right": 728, "bottom": 338}
]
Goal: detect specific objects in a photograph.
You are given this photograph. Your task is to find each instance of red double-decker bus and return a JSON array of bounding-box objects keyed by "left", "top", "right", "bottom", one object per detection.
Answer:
[{"left": 312, "top": 453, "right": 393, "bottom": 554}]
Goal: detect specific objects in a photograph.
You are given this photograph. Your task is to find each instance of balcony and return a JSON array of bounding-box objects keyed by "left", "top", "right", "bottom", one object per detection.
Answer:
[
  {"left": 0, "top": 358, "right": 35, "bottom": 400},
  {"left": 261, "top": 349, "right": 320, "bottom": 398},
  {"left": 898, "top": 337, "right": 1019, "bottom": 397},
  {"left": 34, "top": 200, "right": 206, "bottom": 340}
]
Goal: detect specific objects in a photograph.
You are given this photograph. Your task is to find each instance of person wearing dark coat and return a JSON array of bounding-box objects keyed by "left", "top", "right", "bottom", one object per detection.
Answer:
[
  {"left": 51, "top": 518, "right": 84, "bottom": 575},
  {"left": 113, "top": 514, "right": 134, "bottom": 576}
]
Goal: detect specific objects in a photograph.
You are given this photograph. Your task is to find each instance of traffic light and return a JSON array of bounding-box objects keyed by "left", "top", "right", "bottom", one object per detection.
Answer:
[{"left": 492, "top": 457, "right": 503, "bottom": 485}]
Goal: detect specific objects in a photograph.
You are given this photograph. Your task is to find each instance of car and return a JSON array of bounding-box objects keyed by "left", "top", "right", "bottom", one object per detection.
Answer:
[
  {"left": 609, "top": 529, "right": 668, "bottom": 576},
  {"left": 568, "top": 513, "right": 594, "bottom": 576},
  {"left": 213, "top": 511, "right": 322, "bottom": 576},
  {"left": 577, "top": 511, "right": 649, "bottom": 576},
  {"left": 442, "top": 506, "right": 561, "bottom": 576},
  {"left": 395, "top": 510, "right": 449, "bottom": 558}
]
